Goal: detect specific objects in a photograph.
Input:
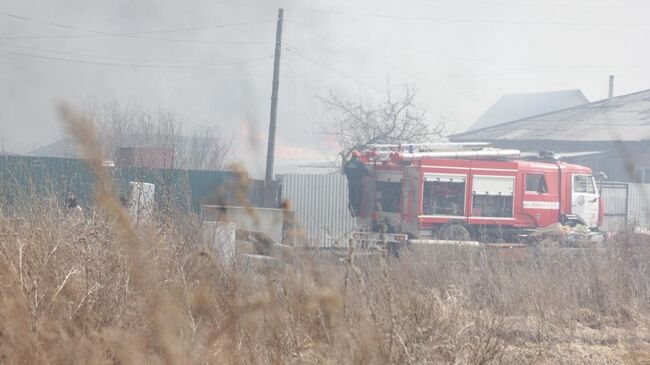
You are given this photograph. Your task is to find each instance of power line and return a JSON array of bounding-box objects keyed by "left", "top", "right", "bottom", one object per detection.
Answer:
[
  {"left": 9, "top": 5, "right": 648, "bottom": 37},
  {"left": 420, "top": 0, "right": 650, "bottom": 9},
  {"left": 0, "top": 48, "right": 273, "bottom": 69},
  {"left": 284, "top": 15, "right": 650, "bottom": 91},
  {"left": 284, "top": 44, "right": 383, "bottom": 93},
  {"left": 286, "top": 18, "right": 649, "bottom": 72},
  {"left": 280, "top": 30, "right": 601, "bottom": 108},
  {"left": 281, "top": 32, "right": 642, "bottom": 82},
  {"left": 216, "top": 2, "right": 650, "bottom": 25},
  {"left": 2, "top": 11, "right": 104, "bottom": 33},
  {"left": 284, "top": 20, "right": 349, "bottom": 51},
  {"left": 1, "top": 11, "right": 274, "bottom": 34},
  {"left": 283, "top": 46, "right": 473, "bottom": 126},
  {"left": 0, "top": 11, "right": 275, "bottom": 44},
  {"left": 0, "top": 41, "right": 266, "bottom": 64},
  {"left": 287, "top": 19, "right": 446, "bottom": 82},
  {"left": 284, "top": 46, "right": 343, "bottom": 74},
  {"left": 213, "top": 0, "right": 650, "bottom": 11},
  {"left": 121, "top": 21, "right": 275, "bottom": 35},
  {"left": 284, "top": 45, "right": 342, "bottom": 75},
  {"left": 287, "top": 7, "right": 650, "bottom": 27},
  {"left": 0, "top": 33, "right": 273, "bottom": 45},
  {"left": 285, "top": 18, "right": 517, "bottom": 69}
]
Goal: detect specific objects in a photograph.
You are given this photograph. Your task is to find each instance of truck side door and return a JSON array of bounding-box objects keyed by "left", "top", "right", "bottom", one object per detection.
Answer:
[
  {"left": 521, "top": 172, "right": 559, "bottom": 228},
  {"left": 571, "top": 174, "right": 599, "bottom": 228}
]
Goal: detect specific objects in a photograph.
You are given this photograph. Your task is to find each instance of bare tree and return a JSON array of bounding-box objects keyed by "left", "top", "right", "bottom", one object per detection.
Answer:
[
  {"left": 320, "top": 85, "right": 444, "bottom": 164},
  {"left": 79, "top": 100, "right": 232, "bottom": 170},
  {"left": 180, "top": 126, "right": 234, "bottom": 171}
]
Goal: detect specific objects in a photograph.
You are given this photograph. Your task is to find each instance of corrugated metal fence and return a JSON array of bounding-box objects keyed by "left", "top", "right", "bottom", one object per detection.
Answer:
[
  {"left": 0, "top": 155, "right": 279, "bottom": 213},
  {"left": 279, "top": 173, "right": 356, "bottom": 247}
]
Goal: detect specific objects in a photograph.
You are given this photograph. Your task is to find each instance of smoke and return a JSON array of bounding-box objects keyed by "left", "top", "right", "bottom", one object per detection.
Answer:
[{"left": 2, "top": 0, "right": 650, "bottom": 176}]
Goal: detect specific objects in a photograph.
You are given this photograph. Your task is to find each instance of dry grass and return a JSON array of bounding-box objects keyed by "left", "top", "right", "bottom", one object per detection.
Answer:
[
  {"left": 1, "top": 209, "right": 650, "bottom": 364},
  {"left": 0, "top": 107, "right": 649, "bottom": 364}
]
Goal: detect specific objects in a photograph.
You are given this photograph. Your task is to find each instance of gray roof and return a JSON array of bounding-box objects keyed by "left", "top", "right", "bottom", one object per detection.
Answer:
[
  {"left": 468, "top": 89, "right": 588, "bottom": 131},
  {"left": 452, "top": 89, "right": 650, "bottom": 142},
  {"left": 30, "top": 134, "right": 186, "bottom": 158},
  {"left": 29, "top": 138, "right": 80, "bottom": 158}
]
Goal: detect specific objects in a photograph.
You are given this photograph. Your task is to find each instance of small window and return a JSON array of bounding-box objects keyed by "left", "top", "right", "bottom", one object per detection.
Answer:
[
  {"left": 472, "top": 195, "right": 513, "bottom": 217},
  {"left": 471, "top": 176, "right": 514, "bottom": 217},
  {"left": 422, "top": 175, "right": 466, "bottom": 216},
  {"left": 573, "top": 175, "right": 595, "bottom": 194},
  {"left": 375, "top": 181, "right": 401, "bottom": 213},
  {"left": 526, "top": 174, "right": 548, "bottom": 193}
]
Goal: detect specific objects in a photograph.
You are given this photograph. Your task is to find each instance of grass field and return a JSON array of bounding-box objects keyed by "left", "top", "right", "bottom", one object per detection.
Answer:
[{"left": 0, "top": 202, "right": 649, "bottom": 364}]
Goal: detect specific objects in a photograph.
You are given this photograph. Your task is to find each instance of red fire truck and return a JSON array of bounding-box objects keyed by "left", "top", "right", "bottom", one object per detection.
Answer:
[{"left": 357, "top": 143, "right": 604, "bottom": 242}]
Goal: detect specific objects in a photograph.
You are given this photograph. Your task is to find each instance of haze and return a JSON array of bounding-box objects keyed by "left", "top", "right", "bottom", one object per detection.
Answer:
[{"left": 1, "top": 0, "right": 649, "bottom": 177}]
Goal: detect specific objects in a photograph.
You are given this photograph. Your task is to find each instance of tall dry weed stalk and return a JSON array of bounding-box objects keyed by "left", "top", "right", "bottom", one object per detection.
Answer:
[{"left": 0, "top": 105, "right": 648, "bottom": 363}]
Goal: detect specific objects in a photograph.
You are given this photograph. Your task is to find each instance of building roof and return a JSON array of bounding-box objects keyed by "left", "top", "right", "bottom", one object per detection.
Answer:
[
  {"left": 29, "top": 138, "right": 80, "bottom": 158},
  {"left": 29, "top": 134, "right": 186, "bottom": 158},
  {"left": 452, "top": 89, "right": 650, "bottom": 142},
  {"left": 468, "top": 89, "right": 588, "bottom": 131}
]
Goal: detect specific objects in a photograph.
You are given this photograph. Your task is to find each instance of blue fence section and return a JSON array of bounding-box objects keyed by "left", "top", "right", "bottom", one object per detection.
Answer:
[
  {"left": 0, "top": 155, "right": 277, "bottom": 212},
  {"left": 0, "top": 155, "right": 96, "bottom": 209}
]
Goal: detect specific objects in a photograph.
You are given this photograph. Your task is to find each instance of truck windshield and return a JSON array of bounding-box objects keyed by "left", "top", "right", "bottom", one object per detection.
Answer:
[{"left": 375, "top": 181, "right": 401, "bottom": 213}]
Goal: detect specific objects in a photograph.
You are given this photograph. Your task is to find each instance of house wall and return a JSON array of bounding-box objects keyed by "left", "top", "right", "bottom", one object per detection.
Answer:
[
  {"left": 565, "top": 154, "right": 630, "bottom": 182},
  {"left": 116, "top": 147, "right": 175, "bottom": 169}
]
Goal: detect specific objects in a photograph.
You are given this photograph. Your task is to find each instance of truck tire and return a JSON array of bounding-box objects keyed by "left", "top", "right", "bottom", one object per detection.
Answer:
[{"left": 437, "top": 224, "right": 472, "bottom": 241}]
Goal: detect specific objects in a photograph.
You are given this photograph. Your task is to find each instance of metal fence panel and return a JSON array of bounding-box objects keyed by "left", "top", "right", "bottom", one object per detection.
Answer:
[
  {"left": 601, "top": 181, "right": 650, "bottom": 231},
  {"left": 279, "top": 173, "right": 356, "bottom": 247},
  {"left": 627, "top": 183, "right": 650, "bottom": 229},
  {"left": 601, "top": 181, "right": 629, "bottom": 232},
  {"left": 0, "top": 155, "right": 96, "bottom": 209},
  {"left": 0, "top": 155, "right": 276, "bottom": 213}
]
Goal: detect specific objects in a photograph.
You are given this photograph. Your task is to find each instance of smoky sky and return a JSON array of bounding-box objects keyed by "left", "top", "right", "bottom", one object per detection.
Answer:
[{"left": 1, "top": 0, "right": 650, "bottom": 177}]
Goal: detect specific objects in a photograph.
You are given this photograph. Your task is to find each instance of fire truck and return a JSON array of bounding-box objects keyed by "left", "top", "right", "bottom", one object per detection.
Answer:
[{"left": 356, "top": 143, "right": 604, "bottom": 242}]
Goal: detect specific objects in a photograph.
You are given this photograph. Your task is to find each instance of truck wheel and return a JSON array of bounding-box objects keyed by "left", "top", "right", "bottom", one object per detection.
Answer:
[{"left": 437, "top": 224, "right": 471, "bottom": 241}]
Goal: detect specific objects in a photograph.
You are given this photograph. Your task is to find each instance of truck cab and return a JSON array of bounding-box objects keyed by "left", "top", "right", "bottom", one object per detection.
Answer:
[{"left": 565, "top": 168, "right": 602, "bottom": 228}]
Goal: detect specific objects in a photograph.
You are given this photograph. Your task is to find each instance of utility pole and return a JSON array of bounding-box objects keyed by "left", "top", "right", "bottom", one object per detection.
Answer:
[{"left": 265, "top": 8, "right": 283, "bottom": 184}]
